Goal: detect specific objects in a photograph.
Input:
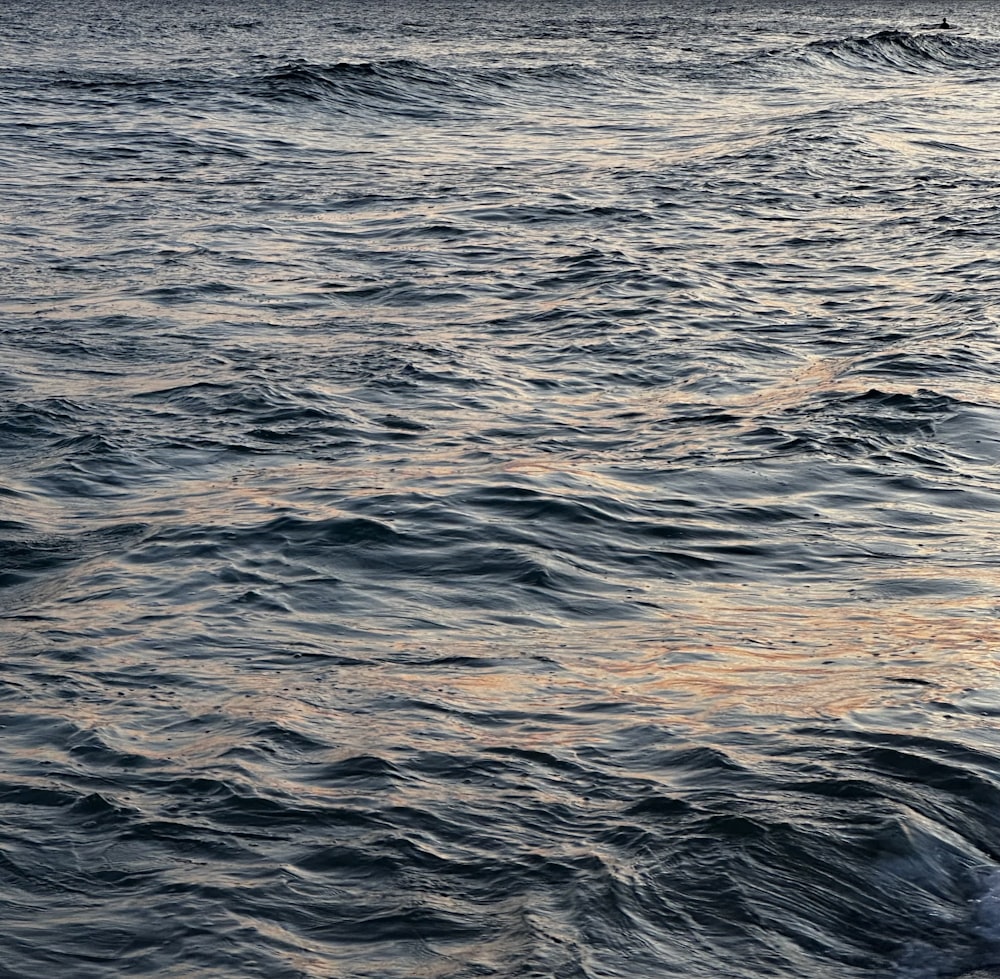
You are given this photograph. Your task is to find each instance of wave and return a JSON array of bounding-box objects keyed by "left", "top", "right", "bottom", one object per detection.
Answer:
[
  {"left": 258, "top": 58, "right": 598, "bottom": 118},
  {"left": 802, "top": 30, "right": 1000, "bottom": 74},
  {"left": 22, "top": 56, "right": 609, "bottom": 121},
  {"left": 30, "top": 33, "right": 1000, "bottom": 126},
  {"left": 727, "top": 30, "right": 1000, "bottom": 82},
  {"left": 19, "top": 57, "right": 591, "bottom": 122},
  {"left": 6, "top": 684, "right": 1000, "bottom": 979},
  {"left": 5, "top": 3, "right": 1000, "bottom": 976},
  {"left": 262, "top": 59, "right": 466, "bottom": 118}
]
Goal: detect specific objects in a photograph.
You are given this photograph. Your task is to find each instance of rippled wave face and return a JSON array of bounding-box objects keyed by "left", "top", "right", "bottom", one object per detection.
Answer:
[{"left": 2, "top": 0, "right": 1000, "bottom": 977}]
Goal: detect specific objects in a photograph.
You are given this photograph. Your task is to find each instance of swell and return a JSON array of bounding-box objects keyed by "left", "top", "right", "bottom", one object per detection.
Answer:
[
  {"left": 11, "top": 58, "right": 607, "bottom": 121},
  {"left": 3, "top": 3, "right": 1000, "bottom": 979},
  {"left": 5, "top": 675, "right": 1000, "bottom": 979},
  {"left": 257, "top": 58, "right": 601, "bottom": 118},
  {"left": 728, "top": 30, "right": 1000, "bottom": 81},
  {"left": 802, "top": 30, "right": 1000, "bottom": 74}
]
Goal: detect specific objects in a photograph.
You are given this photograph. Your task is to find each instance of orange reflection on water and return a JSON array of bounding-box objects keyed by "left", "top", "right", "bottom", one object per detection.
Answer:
[
  {"left": 200, "top": 587, "right": 998, "bottom": 763},
  {"left": 573, "top": 586, "right": 1000, "bottom": 725}
]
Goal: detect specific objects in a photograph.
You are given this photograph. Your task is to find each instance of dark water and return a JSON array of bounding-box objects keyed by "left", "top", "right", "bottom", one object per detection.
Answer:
[{"left": 3, "top": 0, "right": 1000, "bottom": 975}]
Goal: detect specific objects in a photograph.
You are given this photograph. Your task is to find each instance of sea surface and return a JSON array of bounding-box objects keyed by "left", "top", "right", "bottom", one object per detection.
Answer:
[{"left": 2, "top": 0, "right": 1000, "bottom": 975}]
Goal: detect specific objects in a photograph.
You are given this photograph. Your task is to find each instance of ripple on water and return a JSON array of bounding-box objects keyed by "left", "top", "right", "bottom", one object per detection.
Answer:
[{"left": 3, "top": 0, "right": 1000, "bottom": 976}]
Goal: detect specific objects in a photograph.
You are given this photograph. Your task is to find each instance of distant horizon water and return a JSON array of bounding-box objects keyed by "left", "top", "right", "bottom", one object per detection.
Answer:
[{"left": 2, "top": 1, "right": 1000, "bottom": 976}]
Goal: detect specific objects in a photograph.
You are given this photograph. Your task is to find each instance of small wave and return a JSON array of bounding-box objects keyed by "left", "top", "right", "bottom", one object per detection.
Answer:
[
  {"left": 261, "top": 59, "right": 496, "bottom": 120},
  {"left": 258, "top": 58, "right": 599, "bottom": 118},
  {"left": 729, "top": 30, "right": 1000, "bottom": 81},
  {"left": 0, "top": 523, "right": 147, "bottom": 592},
  {"left": 802, "top": 30, "right": 1000, "bottom": 75}
]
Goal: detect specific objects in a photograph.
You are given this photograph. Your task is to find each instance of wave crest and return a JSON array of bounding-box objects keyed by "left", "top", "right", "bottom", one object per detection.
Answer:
[{"left": 803, "top": 30, "right": 1000, "bottom": 74}]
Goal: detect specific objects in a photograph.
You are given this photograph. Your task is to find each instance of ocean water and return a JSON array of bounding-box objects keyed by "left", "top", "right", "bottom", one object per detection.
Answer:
[{"left": 2, "top": 0, "right": 1000, "bottom": 975}]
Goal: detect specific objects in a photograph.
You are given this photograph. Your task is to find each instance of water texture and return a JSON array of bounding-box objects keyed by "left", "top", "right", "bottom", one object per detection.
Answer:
[{"left": 2, "top": 0, "right": 1000, "bottom": 975}]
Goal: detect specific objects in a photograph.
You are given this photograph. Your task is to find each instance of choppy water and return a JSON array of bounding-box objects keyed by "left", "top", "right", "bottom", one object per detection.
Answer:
[{"left": 2, "top": 0, "right": 1000, "bottom": 975}]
